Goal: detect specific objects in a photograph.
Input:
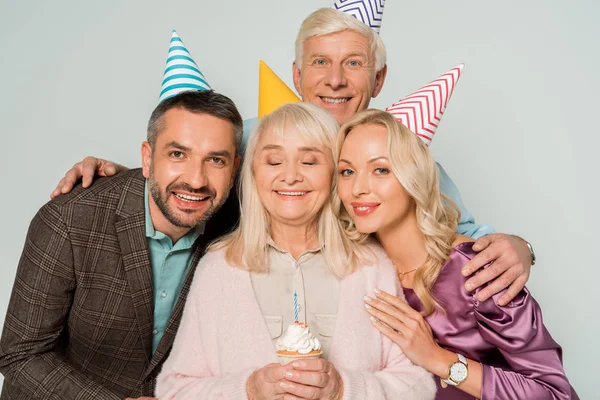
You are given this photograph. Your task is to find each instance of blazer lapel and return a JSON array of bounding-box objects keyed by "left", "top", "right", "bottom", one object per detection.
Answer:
[{"left": 114, "top": 171, "right": 154, "bottom": 362}]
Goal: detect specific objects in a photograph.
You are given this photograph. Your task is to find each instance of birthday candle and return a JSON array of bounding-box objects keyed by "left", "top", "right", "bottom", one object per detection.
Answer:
[{"left": 294, "top": 291, "right": 299, "bottom": 322}]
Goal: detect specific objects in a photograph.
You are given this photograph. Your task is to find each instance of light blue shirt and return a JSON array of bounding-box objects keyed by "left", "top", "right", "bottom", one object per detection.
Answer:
[
  {"left": 144, "top": 183, "right": 203, "bottom": 353},
  {"left": 242, "top": 118, "right": 494, "bottom": 239}
]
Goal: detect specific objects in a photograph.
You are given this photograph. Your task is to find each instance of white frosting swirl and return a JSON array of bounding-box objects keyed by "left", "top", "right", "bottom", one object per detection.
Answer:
[{"left": 276, "top": 323, "right": 321, "bottom": 354}]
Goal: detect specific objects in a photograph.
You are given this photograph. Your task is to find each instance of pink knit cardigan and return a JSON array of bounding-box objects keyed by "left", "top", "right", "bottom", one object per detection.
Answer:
[{"left": 156, "top": 243, "right": 436, "bottom": 399}]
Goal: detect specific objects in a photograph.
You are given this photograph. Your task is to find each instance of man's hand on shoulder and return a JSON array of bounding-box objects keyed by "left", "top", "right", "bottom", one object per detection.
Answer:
[
  {"left": 461, "top": 233, "right": 532, "bottom": 306},
  {"left": 50, "top": 156, "right": 127, "bottom": 199}
]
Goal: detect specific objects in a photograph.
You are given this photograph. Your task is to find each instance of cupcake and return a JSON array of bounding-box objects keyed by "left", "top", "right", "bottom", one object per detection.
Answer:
[{"left": 276, "top": 321, "right": 322, "bottom": 364}]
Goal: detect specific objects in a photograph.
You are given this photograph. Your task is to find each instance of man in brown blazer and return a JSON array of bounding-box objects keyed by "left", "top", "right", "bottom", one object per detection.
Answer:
[{"left": 0, "top": 90, "right": 242, "bottom": 399}]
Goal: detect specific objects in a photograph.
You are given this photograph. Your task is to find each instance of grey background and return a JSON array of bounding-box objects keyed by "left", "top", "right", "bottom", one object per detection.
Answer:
[{"left": 0, "top": 0, "right": 596, "bottom": 396}]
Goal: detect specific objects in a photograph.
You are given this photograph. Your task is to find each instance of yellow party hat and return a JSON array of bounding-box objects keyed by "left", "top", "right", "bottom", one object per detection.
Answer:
[{"left": 258, "top": 60, "right": 301, "bottom": 118}]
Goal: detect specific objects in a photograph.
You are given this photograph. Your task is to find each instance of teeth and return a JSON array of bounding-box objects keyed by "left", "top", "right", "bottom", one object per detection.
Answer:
[
  {"left": 175, "top": 193, "right": 206, "bottom": 202},
  {"left": 277, "top": 191, "right": 306, "bottom": 196},
  {"left": 356, "top": 207, "right": 370, "bottom": 211},
  {"left": 321, "top": 97, "right": 349, "bottom": 104}
]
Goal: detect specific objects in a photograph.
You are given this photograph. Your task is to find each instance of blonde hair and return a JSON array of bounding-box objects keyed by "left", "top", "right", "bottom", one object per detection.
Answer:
[
  {"left": 209, "top": 103, "right": 372, "bottom": 279},
  {"left": 334, "top": 109, "right": 460, "bottom": 316},
  {"left": 295, "top": 8, "right": 387, "bottom": 73}
]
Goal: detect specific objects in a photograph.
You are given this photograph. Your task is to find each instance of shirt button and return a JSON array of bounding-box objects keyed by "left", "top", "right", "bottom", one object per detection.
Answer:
[
  {"left": 152, "top": 328, "right": 158, "bottom": 335},
  {"left": 161, "top": 291, "right": 167, "bottom": 298}
]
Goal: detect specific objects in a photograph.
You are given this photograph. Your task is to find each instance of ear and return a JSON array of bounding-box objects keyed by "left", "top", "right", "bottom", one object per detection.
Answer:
[
  {"left": 230, "top": 155, "right": 241, "bottom": 188},
  {"left": 371, "top": 64, "right": 388, "bottom": 98},
  {"left": 141, "top": 141, "right": 152, "bottom": 178},
  {"left": 292, "top": 62, "right": 302, "bottom": 96}
]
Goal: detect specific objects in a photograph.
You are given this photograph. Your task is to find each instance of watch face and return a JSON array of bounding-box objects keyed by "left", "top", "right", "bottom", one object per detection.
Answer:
[{"left": 450, "top": 362, "right": 468, "bottom": 382}]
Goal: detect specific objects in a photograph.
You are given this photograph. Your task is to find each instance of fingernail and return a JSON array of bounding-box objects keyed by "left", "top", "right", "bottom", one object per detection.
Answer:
[
  {"left": 280, "top": 381, "right": 291, "bottom": 389},
  {"left": 364, "top": 303, "right": 373, "bottom": 310},
  {"left": 370, "top": 316, "right": 379, "bottom": 323},
  {"left": 461, "top": 268, "right": 468, "bottom": 276},
  {"left": 364, "top": 295, "right": 374, "bottom": 302},
  {"left": 373, "top": 288, "right": 381, "bottom": 294},
  {"left": 284, "top": 371, "right": 294, "bottom": 379},
  {"left": 291, "top": 360, "right": 305, "bottom": 368},
  {"left": 465, "top": 283, "right": 474, "bottom": 291}
]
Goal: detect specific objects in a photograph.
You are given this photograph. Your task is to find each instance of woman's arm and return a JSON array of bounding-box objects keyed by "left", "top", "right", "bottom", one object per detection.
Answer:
[
  {"left": 366, "top": 290, "right": 483, "bottom": 397},
  {"left": 473, "top": 288, "right": 575, "bottom": 400},
  {"left": 366, "top": 289, "right": 574, "bottom": 400}
]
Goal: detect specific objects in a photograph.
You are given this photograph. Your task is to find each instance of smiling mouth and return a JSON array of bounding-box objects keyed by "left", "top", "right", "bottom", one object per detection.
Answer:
[
  {"left": 276, "top": 191, "right": 308, "bottom": 197},
  {"left": 320, "top": 97, "right": 351, "bottom": 104},
  {"left": 174, "top": 193, "right": 210, "bottom": 202},
  {"left": 351, "top": 202, "right": 380, "bottom": 216}
]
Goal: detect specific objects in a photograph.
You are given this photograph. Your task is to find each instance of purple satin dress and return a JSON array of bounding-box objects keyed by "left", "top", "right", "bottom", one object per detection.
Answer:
[{"left": 403, "top": 242, "right": 578, "bottom": 400}]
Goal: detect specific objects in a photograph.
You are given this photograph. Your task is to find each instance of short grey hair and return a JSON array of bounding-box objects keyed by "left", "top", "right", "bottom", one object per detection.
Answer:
[
  {"left": 294, "top": 8, "right": 387, "bottom": 72},
  {"left": 146, "top": 90, "right": 243, "bottom": 155}
]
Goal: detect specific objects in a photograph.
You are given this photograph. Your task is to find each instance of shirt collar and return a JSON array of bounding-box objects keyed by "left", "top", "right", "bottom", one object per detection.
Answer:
[
  {"left": 266, "top": 236, "right": 323, "bottom": 255},
  {"left": 144, "top": 181, "right": 204, "bottom": 249}
]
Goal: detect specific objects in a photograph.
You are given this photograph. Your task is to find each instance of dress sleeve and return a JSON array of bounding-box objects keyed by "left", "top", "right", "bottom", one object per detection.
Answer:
[{"left": 474, "top": 288, "right": 576, "bottom": 399}]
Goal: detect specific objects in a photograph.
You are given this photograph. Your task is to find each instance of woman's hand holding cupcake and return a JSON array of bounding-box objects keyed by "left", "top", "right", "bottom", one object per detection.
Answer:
[
  {"left": 247, "top": 359, "right": 343, "bottom": 400},
  {"left": 281, "top": 358, "right": 344, "bottom": 400}
]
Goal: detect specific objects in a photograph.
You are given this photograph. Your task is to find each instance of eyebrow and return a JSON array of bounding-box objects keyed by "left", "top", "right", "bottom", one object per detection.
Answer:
[
  {"left": 260, "top": 144, "right": 324, "bottom": 154},
  {"left": 165, "top": 142, "right": 233, "bottom": 159},
  {"left": 308, "top": 52, "right": 367, "bottom": 60},
  {"left": 338, "top": 156, "right": 388, "bottom": 165},
  {"left": 208, "top": 150, "right": 233, "bottom": 159},
  {"left": 344, "top": 52, "right": 368, "bottom": 59},
  {"left": 165, "top": 141, "right": 191, "bottom": 152}
]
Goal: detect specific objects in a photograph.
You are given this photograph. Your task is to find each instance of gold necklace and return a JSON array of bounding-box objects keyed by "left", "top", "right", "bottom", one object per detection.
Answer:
[{"left": 397, "top": 267, "right": 420, "bottom": 279}]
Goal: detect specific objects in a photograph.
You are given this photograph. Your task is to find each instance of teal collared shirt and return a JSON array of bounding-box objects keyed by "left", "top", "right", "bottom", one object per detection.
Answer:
[{"left": 144, "top": 183, "right": 203, "bottom": 353}]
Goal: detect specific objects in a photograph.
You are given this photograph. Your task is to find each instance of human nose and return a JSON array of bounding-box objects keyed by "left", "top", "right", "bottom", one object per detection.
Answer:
[
  {"left": 186, "top": 161, "right": 208, "bottom": 189},
  {"left": 352, "top": 170, "right": 370, "bottom": 197},
  {"left": 324, "top": 64, "right": 347, "bottom": 89},
  {"left": 280, "top": 162, "right": 302, "bottom": 185}
]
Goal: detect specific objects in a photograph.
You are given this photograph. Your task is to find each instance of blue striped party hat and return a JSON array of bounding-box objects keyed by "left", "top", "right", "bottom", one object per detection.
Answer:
[
  {"left": 159, "top": 30, "right": 211, "bottom": 102},
  {"left": 332, "top": 0, "right": 385, "bottom": 34}
]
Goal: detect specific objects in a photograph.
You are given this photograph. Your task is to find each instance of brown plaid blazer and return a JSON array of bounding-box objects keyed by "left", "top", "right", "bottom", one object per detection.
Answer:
[{"left": 0, "top": 169, "right": 238, "bottom": 399}]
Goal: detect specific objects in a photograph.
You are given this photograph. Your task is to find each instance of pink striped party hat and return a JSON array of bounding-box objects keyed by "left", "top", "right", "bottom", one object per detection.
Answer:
[{"left": 385, "top": 64, "right": 464, "bottom": 146}]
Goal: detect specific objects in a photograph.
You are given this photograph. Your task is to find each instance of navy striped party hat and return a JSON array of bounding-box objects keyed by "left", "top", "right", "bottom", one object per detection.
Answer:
[
  {"left": 159, "top": 30, "right": 211, "bottom": 102},
  {"left": 332, "top": 0, "right": 386, "bottom": 34}
]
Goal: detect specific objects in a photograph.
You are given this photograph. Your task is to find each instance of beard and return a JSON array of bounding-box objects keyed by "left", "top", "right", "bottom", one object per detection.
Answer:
[{"left": 148, "top": 166, "right": 230, "bottom": 230}]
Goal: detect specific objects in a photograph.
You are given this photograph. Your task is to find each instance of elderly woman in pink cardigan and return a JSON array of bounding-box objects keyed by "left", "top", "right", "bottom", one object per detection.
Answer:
[{"left": 155, "top": 103, "right": 436, "bottom": 399}]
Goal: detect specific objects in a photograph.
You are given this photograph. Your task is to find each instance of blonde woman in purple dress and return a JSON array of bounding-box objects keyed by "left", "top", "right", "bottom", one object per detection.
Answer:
[{"left": 334, "top": 109, "right": 578, "bottom": 399}]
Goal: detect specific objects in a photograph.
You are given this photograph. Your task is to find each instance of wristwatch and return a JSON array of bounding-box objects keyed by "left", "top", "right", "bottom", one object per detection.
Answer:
[
  {"left": 442, "top": 353, "right": 468, "bottom": 387},
  {"left": 525, "top": 241, "right": 536, "bottom": 266}
]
